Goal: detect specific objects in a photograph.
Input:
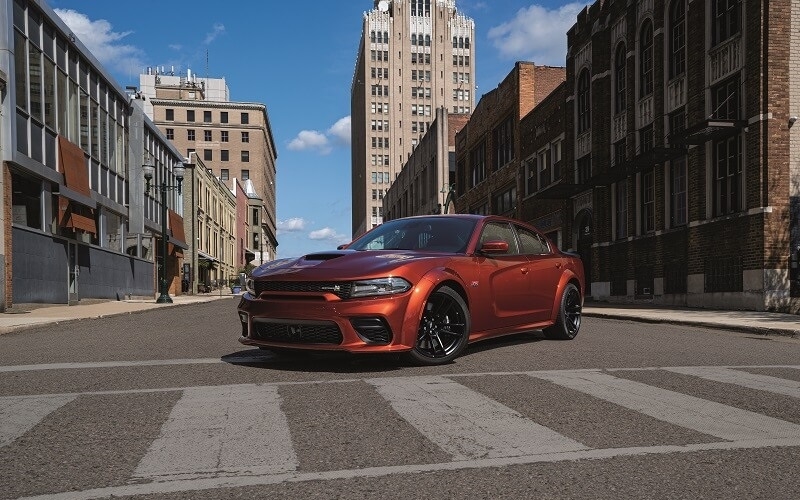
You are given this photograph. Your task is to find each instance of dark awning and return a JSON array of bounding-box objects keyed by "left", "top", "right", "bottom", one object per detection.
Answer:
[
  {"left": 670, "top": 119, "right": 747, "bottom": 146},
  {"left": 198, "top": 250, "right": 218, "bottom": 262}
]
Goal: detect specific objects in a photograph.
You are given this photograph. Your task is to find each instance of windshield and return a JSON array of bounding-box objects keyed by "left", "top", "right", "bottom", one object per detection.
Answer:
[{"left": 348, "top": 217, "right": 476, "bottom": 253}]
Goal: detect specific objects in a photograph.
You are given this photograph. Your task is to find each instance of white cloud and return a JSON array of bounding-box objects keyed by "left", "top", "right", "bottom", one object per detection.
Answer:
[
  {"left": 328, "top": 116, "right": 352, "bottom": 145},
  {"left": 287, "top": 130, "right": 330, "bottom": 153},
  {"left": 487, "top": 3, "right": 588, "bottom": 66},
  {"left": 204, "top": 23, "right": 226, "bottom": 45},
  {"left": 309, "top": 227, "right": 349, "bottom": 243},
  {"left": 54, "top": 9, "right": 145, "bottom": 77},
  {"left": 277, "top": 218, "right": 306, "bottom": 232},
  {"left": 288, "top": 115, "right": 350, "bottom": 154}
]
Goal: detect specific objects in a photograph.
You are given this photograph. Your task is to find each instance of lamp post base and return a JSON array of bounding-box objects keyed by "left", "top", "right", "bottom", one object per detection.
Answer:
[{"left": 156, "top": 294, "right": 173, "bottom": 303}]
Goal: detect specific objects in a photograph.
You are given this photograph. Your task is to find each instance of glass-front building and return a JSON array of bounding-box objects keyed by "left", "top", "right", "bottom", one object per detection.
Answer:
[{"left": 1, "top": 0, "right": 186, "bottom": 307}]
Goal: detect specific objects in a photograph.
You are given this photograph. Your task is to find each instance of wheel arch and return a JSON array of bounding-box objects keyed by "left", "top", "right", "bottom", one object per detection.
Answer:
[{"left": 398, "top": 268, "right": 470, "bottom": 347}]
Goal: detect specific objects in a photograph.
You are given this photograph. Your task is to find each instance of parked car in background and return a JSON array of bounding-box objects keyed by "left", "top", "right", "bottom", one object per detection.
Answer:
[{"left": 237, "top": 215, "right": 584, "bottom": 365}]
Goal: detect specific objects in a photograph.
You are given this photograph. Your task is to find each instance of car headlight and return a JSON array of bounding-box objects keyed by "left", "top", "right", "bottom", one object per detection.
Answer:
[{"left": 350, "top": 277, "right": 412, "bottom": 298}]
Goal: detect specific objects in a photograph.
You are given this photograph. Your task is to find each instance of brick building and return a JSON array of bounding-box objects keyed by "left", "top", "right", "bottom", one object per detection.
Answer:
[
  {"left": 454, "top": 62, "right": 566, "bottom": 220},
  {"left": 530, "top": 0, "right": 799, "bottom": 313},
  {"left": 383, "top": 108, "right": 469, "bottom": 219}
]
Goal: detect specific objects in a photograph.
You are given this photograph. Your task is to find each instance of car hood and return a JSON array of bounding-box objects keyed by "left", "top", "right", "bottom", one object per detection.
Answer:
[{"left": 252, "top": 250, "right": 447, "bottom": 280}]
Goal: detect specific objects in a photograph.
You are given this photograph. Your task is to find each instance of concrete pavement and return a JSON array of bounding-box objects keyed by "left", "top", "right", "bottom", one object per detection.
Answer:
[{"left": 0, "top": 293, "right": 797, "bottom": 337}]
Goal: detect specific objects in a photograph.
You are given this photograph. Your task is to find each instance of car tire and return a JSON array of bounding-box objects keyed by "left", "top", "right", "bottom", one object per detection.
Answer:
[
  {"left": 408, "top": 285, "right": 470, "bottom": 365},
  {"left": 543, "top": 282, "right": 582, "bottom": 340}
]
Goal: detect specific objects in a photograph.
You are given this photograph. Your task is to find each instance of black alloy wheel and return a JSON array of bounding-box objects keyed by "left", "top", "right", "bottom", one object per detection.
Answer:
[
  {"left": 543, "top": 282, "right": 582, "bottom": 340},
  {"left": 409, "top": 286, "right": 470, "bottom": 365}
]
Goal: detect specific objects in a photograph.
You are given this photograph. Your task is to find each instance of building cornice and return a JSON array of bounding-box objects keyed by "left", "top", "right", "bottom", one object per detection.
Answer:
[{"left": 150, "top": 99, "right": 266, "bottom": 111}]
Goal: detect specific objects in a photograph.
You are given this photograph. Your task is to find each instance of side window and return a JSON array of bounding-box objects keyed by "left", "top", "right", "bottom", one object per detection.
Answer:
[
  {"left": 479, "top": 222, "right": 519, "bottom": 254},
  {"left": 516, "top": 226, "right": 550, "bottom": 255}
]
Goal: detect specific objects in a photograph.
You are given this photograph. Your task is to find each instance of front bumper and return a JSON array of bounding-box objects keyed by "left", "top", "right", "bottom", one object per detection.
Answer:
[{"left": 237, "top": 291, "right": 417, "bottom": 353}]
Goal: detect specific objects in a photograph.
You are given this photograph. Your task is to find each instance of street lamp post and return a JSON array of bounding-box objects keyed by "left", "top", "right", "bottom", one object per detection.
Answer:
[
  {"left": 143, "top": 161, "right": 184, "bottom": 303},
  {"left": 440, "top": 183, "right": 456, "bottom": 214}
]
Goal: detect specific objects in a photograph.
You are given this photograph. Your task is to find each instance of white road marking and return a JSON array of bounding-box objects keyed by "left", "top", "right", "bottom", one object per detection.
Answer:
[
  {"left": 133, "top": 384, "right": 297, "bottom": 481},
  {"left": 5, "top": 365, "right": 800, "bottom": 499},
  {"left": 663, "top": 366, "right": 800, "bottom": 398},
  {"left": 18, "top": 437, "right": 800, "bottom": 500},
  {"left": 528, "top": 370, "right": 800, "bottom": 441},
  {"left": 368, "top": 375, "right": 588, "bottom": 460},
  {"left": 0, "top": 352, "right": 265, "bottom": 373},
  {"left": 0, "top": 394, "right": 76, "bottom": 447}
]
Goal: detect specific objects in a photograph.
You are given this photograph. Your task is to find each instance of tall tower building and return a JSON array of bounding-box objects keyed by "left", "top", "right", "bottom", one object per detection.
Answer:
[
  {"left": 139, "top": 69, "right": 278, "bottom": 262},
  {"left": 351, "top": 0, "right": 475, "bottom": 237}
]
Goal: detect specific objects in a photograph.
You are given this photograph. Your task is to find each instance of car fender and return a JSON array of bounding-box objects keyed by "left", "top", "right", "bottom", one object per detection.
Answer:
[
  {"left": 548, "top": 267, "right": 583, "bottom": 321},
  {"left": 396, "top": 267, "right": 467, "bottom": 348}
]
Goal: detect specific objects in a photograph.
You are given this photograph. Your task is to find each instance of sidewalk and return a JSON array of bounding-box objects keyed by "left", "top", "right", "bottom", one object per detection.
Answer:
[
  {"left": 0, "top": 294, "right": 797, "bottom": 337},
  {"left": 0, "top": 292, "right": 237, "bottom": 335}
]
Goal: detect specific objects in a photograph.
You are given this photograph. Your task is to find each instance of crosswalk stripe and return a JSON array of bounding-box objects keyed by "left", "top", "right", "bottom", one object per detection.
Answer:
[
  {"left": 133, "top": 384, "right": 297, "bottom": 480},
  {"left": 367, "top": 375, "right": 588, "bottom": 460},
  {"left": 528, "top": 370, "right": 800, "bottom": 442},
  {"left": 663, "top": 366, "right": 800, "bottom": 398},
  {"left": 0, "top": 394, "right": 76, "bottom": 448}
]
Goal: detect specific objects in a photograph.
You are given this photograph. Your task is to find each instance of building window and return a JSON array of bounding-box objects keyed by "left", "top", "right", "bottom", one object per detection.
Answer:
[
  {"left": 221, "top": 131, "right": 228, "bottom": 142},
  {"left": 576, "top": 155, "right": 591, "bottom": 185},
  {"left": 241, "top": 132, "right": 249, "bottom": 143},
  {"left": 187, "top": 129, "right": 195, "bottom": 141},
  {"left": 187, "top": 109, "right": 195, "bottom": 122},
  {"left": 204, "top": 110, "right": 211, "bottom": 122},
  {"left": 221, "top": 150, "right": 229, "bottom": 161},
  {"left": 670, "top": 156, "right": 687, "bottom": 227},
  {"left": 614, "top": 43, "right": 626, "bottom": 115},
  {"left": 640, "top": 20, "right": 654, "bottom": 96},
  {"left": 165, "top": 109, "right": 174, "bottom": 121},
  {"left": 494, "top": 185, "right": 516, "bottom": 215},
  {"left": 524, "top": 158, "right": 537, "bottom": 195},
  {"left": 204, "top": 130, "right": 212, "bottom": 141},
  {"left": 669, "top": 0, "right": 686, "bottom": 79},
  {"left": 220, "top": 111, "right": 228, "bottom": 123},
  {"left": 470, "top": 142, "right": 486, "bottom": 187},
  {"left": 241, "top": 150, "right": 250, "bottom": 162},
  {"left": 577, "top": 68, "right": 591, "bottom": 133},
  {"left": 204, "top": 149, "right": 212, "bottom": 161},
  {"left": 241, "top": 112, "right": 249, "bottom": 124},
  {"left": 614, "top": 139, "right": 627, "bottom": 167},
  {"left": 615, "top": 179, "right": 628, "bottom": 240},
  {"left": 712, "top": 0, "right": 741, "bottom": 46},
  {"left": 166, "top": 128, "right": 174, "bottom": 140},
  {"left": 242, "top": 169, "right": 250, "bottom": 180},
  {"left": 711, "top": 76, "right": 742, "bottom": 216},
  {"left": 221, "top": 169, "right": 229, "bottom": 180},
  {"left": 641, "top": 169, "right": 655, "bottom": 233},
  {"left": 639, "top": 125, "right": 654, "bottom": 154},
  {"left": 493, "top": 115, "right": 514, "bottom": 169}
]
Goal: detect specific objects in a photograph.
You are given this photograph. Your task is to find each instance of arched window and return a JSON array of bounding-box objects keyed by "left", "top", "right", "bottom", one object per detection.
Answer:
[
  {"left": 577, "top": 68, "right": 591, "bottom": 134},
  {"left": 669, "top": 0, "right": 686, "bottom": 78},
  {"left": 452, "top": 36, "right": 458, "bottom": 48},
  {"left": 464, "top": 37, "right": 470, "bottom": 49},
  {"left": 411, "top": 34, "right": 418, "bottom": 46},
  {"left": 370, "top": 31, "right": 376, "bottom": 43},
  {"left": 425, "top": 35, "right": 431, "bottom": 47},
  {"left": 614, "top": 43, "right": 627, "bottom": 115},
  {"left": 639, "top": 20, "right": 654, "bottom": 97}
]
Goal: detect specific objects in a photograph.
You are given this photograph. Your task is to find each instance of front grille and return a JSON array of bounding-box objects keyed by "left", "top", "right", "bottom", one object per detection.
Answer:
[
  {"left": 253, "top": 320, "right": 343, "bottom": 344},
  {"left": 254, "top": 281, "right": 352, "bottom": 299}
]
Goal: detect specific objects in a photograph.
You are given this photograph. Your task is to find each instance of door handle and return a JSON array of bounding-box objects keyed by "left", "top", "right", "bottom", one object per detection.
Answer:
[
  {"left": 555, "top": 262, "right": 562, "bottom": 269},
  {"left": 521, "top": 268, "right": 529, "bottom": 274}
]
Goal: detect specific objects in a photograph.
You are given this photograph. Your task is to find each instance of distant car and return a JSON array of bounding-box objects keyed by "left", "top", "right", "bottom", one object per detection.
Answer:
[{"left": 237, "top": 215, "right": 584, "bottom": 365}]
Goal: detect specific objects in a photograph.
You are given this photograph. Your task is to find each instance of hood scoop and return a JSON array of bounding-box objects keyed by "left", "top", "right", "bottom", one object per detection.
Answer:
[{"left": 302, "top": 250, "right": 354, "bottom": 262}]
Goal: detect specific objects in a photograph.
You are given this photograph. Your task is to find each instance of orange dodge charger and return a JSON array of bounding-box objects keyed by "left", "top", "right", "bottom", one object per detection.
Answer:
[{"left": 238, "top": 215, "right": 584, "bottom": 365}]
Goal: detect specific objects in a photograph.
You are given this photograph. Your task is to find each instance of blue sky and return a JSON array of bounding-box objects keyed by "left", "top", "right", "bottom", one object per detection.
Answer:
[{"left": 49, "top": 0, "right": 589, "bottom": 259}]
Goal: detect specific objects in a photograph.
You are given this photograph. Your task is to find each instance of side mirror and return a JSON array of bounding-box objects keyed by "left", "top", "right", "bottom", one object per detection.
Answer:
[{"left": 479, "top": 240, "right": 509, "bottom": 254}]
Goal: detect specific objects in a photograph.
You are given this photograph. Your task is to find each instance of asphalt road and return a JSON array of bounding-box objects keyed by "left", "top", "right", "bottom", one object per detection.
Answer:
[{"left": 1, "top": 297, "right": 799, "bottom": 499}]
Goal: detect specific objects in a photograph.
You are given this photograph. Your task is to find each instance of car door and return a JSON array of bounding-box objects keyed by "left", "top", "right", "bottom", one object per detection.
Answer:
[
  {"left": 472, "top": 221, "right": 533, "bottom": 332},
  {"left": 516, "top": 224, "right": 563, "bottom": 323}
]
